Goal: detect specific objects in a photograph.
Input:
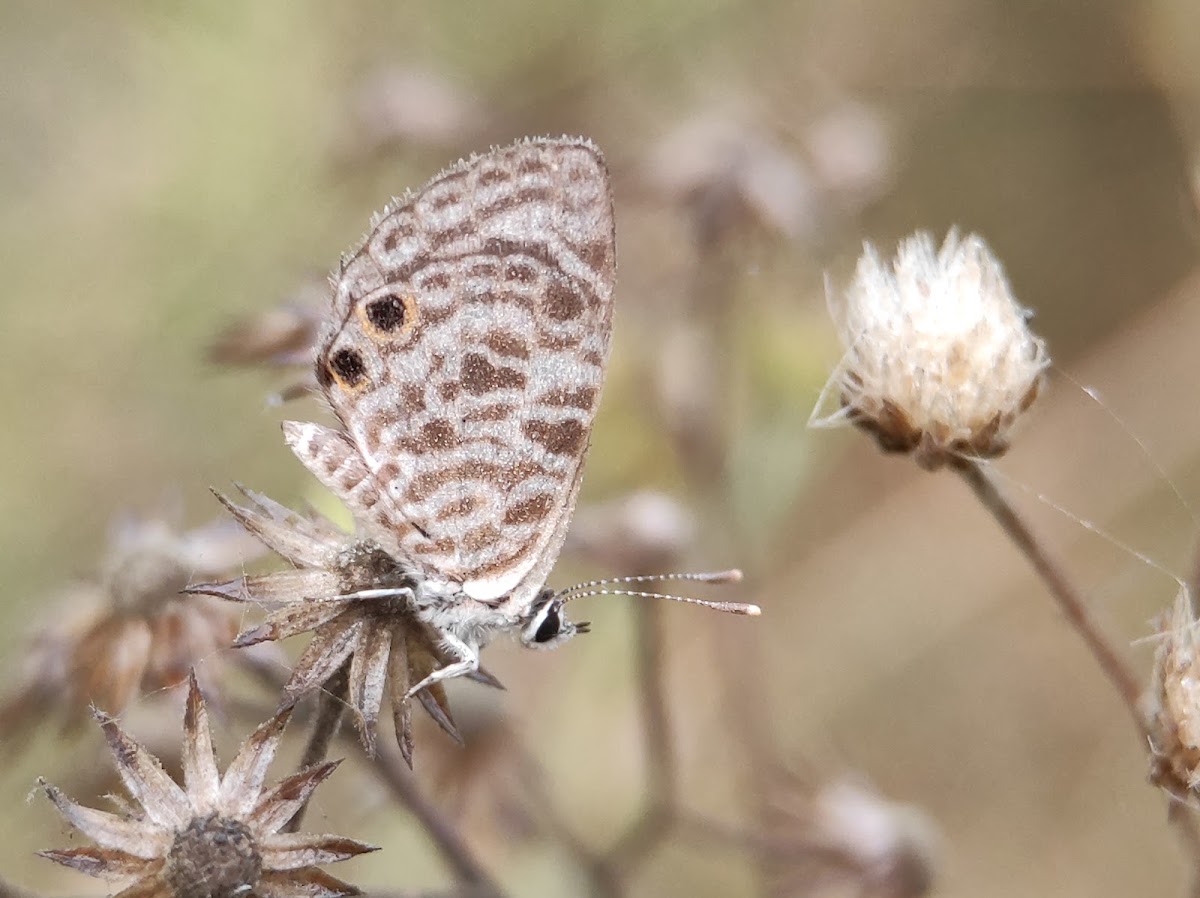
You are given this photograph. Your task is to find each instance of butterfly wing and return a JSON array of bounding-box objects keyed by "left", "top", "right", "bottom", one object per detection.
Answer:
[{"left": 308, "top": 137, "right": 616, "bottom": 608}]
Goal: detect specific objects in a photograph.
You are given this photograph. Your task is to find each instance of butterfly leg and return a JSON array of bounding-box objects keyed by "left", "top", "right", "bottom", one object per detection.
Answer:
[
  {"left": 405, "top": 632, "right": 479, "bottom": 698},
  {"left": 327, "top": 587, "right": 415, "bottom": 602}
]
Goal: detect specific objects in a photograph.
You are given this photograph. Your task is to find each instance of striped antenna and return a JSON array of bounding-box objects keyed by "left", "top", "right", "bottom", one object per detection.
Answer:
[{"left": 556, "top": 569, "right": 760, "bottom": 616}]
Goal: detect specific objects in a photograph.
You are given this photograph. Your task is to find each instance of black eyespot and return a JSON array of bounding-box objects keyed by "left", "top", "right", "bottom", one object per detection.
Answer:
[
  {"left": 533, "top": 605, "right": 562, "bottom": 644},
  {"left": 366, "top": 294, "right": 407, "bottom": 332},
  {"left": 329, "top": 348, "right": 366, "bottom": 387}
]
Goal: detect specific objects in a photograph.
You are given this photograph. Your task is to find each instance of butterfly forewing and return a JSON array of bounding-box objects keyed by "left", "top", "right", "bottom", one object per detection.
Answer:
[{"left": 313, "top": 138, "right": 616, "bottom": 606}]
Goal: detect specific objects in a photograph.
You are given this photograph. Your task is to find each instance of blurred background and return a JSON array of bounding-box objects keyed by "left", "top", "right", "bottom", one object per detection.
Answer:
[{"left": 3, "top": 1, "right": 1200, "bottom": 895}]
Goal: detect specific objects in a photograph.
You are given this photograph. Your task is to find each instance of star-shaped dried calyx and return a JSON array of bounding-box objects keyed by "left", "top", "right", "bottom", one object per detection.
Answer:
[
  {"left": 38, "top": 671, "right": 376, "bottom": 898},
  {"left": 813, "top": 230, "right": 1049, "bottom": 470},
  {"left": 0, "top": 511, "right": 269, "bottom": 742},
  {"left": 188, "top": 486, "right": 498, "bottom": 764}
]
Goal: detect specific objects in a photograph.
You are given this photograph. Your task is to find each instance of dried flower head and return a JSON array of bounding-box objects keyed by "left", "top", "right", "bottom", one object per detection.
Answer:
[
  {"left": 801, "top": 101, "right": 892, "bottom": 209},
  {"left": 39, "top": 671, "right": 376, "bottom": 898},
  {"left": 1146, "top": 588, "right": 1200, "bottom": 798},
  {"left": 813, "top": 231, "right": 1049, "bottom": 470},
  {"left": 0, "top": 511, "right": 266, "bottom": 739},
  {"left": 188, "top": 486, "right": 497, "bottom": 764},
  {"left": 346, "top": 66, "right": 485, "bottom": 157},
  {"left": 644, "top": 107, "right": 816, "bottom": 247},
  {"left": 209, "top": 280, "right": 327, "bottom": 404},
  {"left": 565, "top": 490, "right": 694, "bottom": 575},
  {"left": 764, "top": 774, "right": 939, "bottom": 898}
]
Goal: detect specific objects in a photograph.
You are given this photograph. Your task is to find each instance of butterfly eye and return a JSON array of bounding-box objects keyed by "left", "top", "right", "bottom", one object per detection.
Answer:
[{"left": 533, "top": 604, "right": 562, "bottom": 644}]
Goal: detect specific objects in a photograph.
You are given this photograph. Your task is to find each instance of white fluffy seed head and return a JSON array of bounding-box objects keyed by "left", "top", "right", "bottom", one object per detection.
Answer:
[{"left": 814, "top": 230, "right": 1049, "bottom": 469}]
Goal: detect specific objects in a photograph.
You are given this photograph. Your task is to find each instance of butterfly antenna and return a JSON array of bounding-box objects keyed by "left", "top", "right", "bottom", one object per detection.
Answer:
[
  {"left": 558, "top": 587, "right": 760, "bottom": 615},
  {"left": 557, "top": 570, "right": 759, "bottom": 616},
  {"left": 558, "top": 569, "right": 744, "bottom": 596}
]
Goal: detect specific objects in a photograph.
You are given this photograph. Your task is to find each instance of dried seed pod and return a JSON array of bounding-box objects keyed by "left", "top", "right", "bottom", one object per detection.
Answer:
[
  {"left": 209, "top": 279, "right": 327, "bottom": 404},
  {"left": 565, "top": 490, "right": 695, "bottom": 575},
  {"left": 1146, "top": 588, "right": 1200, "bottom": 798},
  {"left": 814, "top": 230, "right": 1049, "bottom": 470},
  {"left": 0, "top": 511, "right": 268, "bottom": 741},
  {"left": 764, "top": 773, "right": 939, "bottom": 898},
  {"left": 644, "top": 107, "right": 817, "bottom": 247},
  {"left": 347, "top": 66, "right": 485, "bottom": 157}
]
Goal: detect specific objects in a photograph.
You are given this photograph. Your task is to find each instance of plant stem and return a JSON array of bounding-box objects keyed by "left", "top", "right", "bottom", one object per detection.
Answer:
[
  {"left": 368, "top": 739, "right": 505, "bottom": 897},
  {"left": 284, "top": 660, "right": 349, "bottom": 833},
  {"left": 955, "top": 459, "right": 1144, "bottom": 723},
  {"left": 955, "top": 458, "right": 1200, "bottom": 864}
]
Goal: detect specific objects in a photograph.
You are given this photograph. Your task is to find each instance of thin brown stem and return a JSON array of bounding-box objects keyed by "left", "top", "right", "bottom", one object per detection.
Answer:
[
  {"left": 511, "top": 743, "right": 619, "bottom": 898},
  {"left": 1189, "top": 540, "right": 1200, "bottom": 619},
  {"left": 368, "top": 736, "right": 505, "bottom": 897},
  {"left": 513, "top": 600, "right": 678, "bottom": 896},
  {"left": 604, "top": 803, "right": 675, "bottom": 875},
  {"left": 635, "top": 601, "right": 674, "bottom": 809},
  {"left": 597, "top": 599, "right": 677, "bottom": 880},
  {"left": 956, "top": 458, "right": 1200, "bottom": 864},
  {"left": 956, "top": 460, "right": 1143, "bottom": 722},
  {"left": 284, "top": 661, "right": 349, "bottom": 833}
]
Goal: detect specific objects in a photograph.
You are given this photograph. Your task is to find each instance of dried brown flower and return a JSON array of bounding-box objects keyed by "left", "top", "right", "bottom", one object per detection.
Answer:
[
  {"left": 801, "top": 100, "right": 893, "bottom": 212},
  {"left": 644, "top": 107, "right": 816, "bottom": 247},
  {"left": 763, "top": 773, "right": 939, "bottom": 898},
  {"left": 209, "top": 280, "right": 327, "bottom": 404},
  {"left": 0, "top": 511, "right": 267, "bottom": 740},
  {"left": 188, "top": 486, "right": 498, "bottom": 764},
  {"left": 39, "top": 671, "right": 376, "bottom": 898},
  {"left": 345, "top": 66, "right": 485, "bottom": 158},
  {"left": 1146, "top": 588, "right": 1200, "bottom": 798},
  {"left": 813, "top": 230, "right": 1049, "bottom": 470},
  {"left": 565, "top": 490, "right": 694, "bottom": 575}
]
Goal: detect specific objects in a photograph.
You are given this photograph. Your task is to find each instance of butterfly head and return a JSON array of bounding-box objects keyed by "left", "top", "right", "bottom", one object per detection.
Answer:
[
  {"left": 518, "top": 570, "right": 759, "bottom": 652},
  {"left": 519, "top": 588, "right": 590, "bottom": 650}
]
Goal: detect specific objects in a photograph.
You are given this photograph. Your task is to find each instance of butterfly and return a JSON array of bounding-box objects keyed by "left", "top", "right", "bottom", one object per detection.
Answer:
[{"left": 283, "top": 137, "right": 756, "bottom": 697}]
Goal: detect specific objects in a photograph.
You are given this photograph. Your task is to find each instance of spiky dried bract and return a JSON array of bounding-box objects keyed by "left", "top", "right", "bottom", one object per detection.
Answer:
[
  {"left": 189, "top": 486, "right": 490, "bottom": 764},
  {"left": 1146, "top": 589, "right": 1200, "bottom": 798},
  {"left": 815, "top": 231, "right": 1048, "bottom": 469},
  {"left": 38, "top": 672, "right": 376, "bottom": 898},
  {"left": 764, "top": 775, "right": 939, "bottom": 898},
  {"left": 0, "top": 512, "right": 267, "bottom": 740}
]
